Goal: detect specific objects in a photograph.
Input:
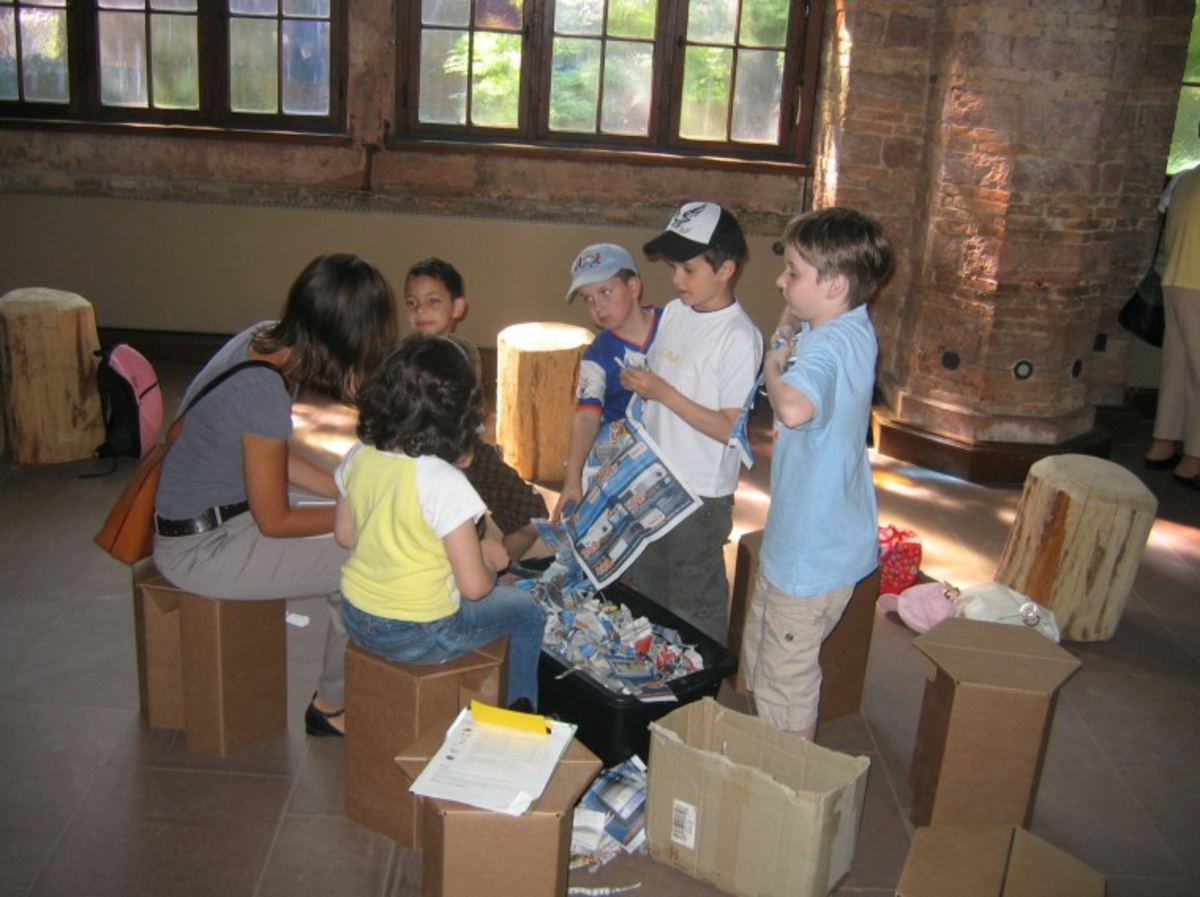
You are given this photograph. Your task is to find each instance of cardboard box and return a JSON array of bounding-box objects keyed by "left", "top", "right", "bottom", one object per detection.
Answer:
[
  {"left": 896, "top": 825, "right": 1106, "bottom": 896},
  {"left": 729, "top": 529, "right": 880, "bottom": 722},
  {"left": 131, "top": 559, "right": 287, "bottom": 756},
  {"left": 645, "top": 698, "right": 870, "bottom": 897},
  {"left": 344, "top": 638, "right": 508, "bottom": 847},
  {"left": 132, "top": 559, "right": 184, "bottom": 729},
  {"left": 397, "top": 727, "right": 602, "bottom": 897},
  {"left": 538, "top": 576, "right": 735, "bottom": 768},
  {"left": 908, "top": 618, "right": 1081, "bottom": 827}
]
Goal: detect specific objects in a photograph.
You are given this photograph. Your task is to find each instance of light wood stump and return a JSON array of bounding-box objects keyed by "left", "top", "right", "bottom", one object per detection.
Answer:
[
  {"left": 0, "top": 288, "right": 105, "bottom": 464},
  {"left": 994, "top": 454, "right": 1157, "bottom": 642},
  {"left": 496, "top": 323, "right": 593, "bottom": 482}
]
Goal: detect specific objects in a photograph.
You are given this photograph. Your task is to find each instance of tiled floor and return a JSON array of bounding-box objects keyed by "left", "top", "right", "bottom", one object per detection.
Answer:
[{"left": 1, "top": 362, "right": 1197, "bottom": 896}]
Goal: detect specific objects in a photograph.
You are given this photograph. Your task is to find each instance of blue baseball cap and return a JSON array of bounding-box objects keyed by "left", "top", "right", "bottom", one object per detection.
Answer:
[{"left": 566, "top": 243, "right": 639, "bottom": 303}]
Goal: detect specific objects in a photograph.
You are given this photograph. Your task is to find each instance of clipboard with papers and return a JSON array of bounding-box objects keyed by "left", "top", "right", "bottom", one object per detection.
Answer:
[{"left": 408, "top": 701, "right": 578, "bottom": 816}]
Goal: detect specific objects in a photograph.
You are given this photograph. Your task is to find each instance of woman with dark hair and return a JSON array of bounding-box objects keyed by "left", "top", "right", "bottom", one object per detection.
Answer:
[
  {"left": 153, "top": 253, "right": 399, "bottom": 736},
  {"left": 334, "top": 335, "right": 546, "bottom": 709}
]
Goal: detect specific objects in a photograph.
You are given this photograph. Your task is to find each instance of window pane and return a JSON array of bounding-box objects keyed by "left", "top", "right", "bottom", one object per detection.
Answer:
[
  {"left": 419, "top": 28, "right": 467, "bottom": 123},
  {"left": 0, "top": 8, "right": 18, "bottom": 100},
  {"left": 423, "top": 0, "right": 469, "bottom": 29},
  {"left": 230, "top": 0, "right": 277, "bottom": 14},
  {"left": 606, "top": 0, "right": 654, "bottom": 40},
  {"left": 101, "top": 0, "right": 146, "bottom": 10},
  {"left": 687, "top": 0, "right": 736, "bottom": 44},
  {"left": 679, "top": 45, "right": 730, "bottom": 140},
  {"left": 730, "top": 47, "right": 780, "bottom": 143},
  {"left": 150, "top": 11, "right": 198, "bottom": 108},
  {"left": 1186, "top": 2, "right": 1200, "bottom": 83},
  {"left": 152, "top": 0, "right": 198, "bottom": 11},
  {"left": 230, "top": 16, "right": 278, "bottom": 113},
  {"left": 555, "top": 0, "right": 602, "bottom": 36},
  {"left": 99, "top": 9, "right": 148, "bottom": 106},
  {"left": 470, "top": 30, "right": 520, "bottom": 126},
  {"left": 282, "top": 17, "right": 328, "bottom": 114},
  {"left": 474, "top": 0, "right": 520, "bottom": 31},
  {"left": 1168, "top": 86, "right": 1200, "bottom": 175},
  {"left": 283, "top": 0, "right": 328, "bottom": 16},
  {"left": 19, "top": 5, "right": 68, "bottom": 102},
  {"left": 549, "top": 36, "right": 599, "bottom": 131},
  {"left": 739, "top": 0, "right": 787, "bottom": 47},
  {"left": 600, "top": 39, "right": 651, "bottom": 135}
]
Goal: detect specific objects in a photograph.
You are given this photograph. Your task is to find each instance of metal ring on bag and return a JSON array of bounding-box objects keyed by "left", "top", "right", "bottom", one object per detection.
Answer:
[{"left": 1019, "top": 602, "right": 1042, "bottom": 626}]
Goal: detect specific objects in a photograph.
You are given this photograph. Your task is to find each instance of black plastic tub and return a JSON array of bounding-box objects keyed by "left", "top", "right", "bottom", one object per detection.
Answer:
[{"left": 535, "top": 573, "right": 735, "bottom": 768}]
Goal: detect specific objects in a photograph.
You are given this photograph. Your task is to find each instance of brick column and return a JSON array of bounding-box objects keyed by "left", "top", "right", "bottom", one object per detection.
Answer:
[{"left": 816, "top": 0, "right": 1188, "bottom": 474}]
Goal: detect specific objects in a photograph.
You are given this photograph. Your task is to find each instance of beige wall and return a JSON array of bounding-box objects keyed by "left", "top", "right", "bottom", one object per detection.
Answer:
[{"left": 0, "top": 194, "right": 787, "bottom": 349}]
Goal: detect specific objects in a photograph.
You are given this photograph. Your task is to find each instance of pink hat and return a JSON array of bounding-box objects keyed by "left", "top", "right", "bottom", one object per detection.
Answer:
[{"left": 884, "top": 581, "right": 960, "bottom": 634}]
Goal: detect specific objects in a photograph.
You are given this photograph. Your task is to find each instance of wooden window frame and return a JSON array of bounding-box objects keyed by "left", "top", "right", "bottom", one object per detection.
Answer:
[
  {"left": 0, "top": 0, "right": 347, "bottom": 134},
  {"left": 395, "top": 0, "right": 822, "bottom": 167}
]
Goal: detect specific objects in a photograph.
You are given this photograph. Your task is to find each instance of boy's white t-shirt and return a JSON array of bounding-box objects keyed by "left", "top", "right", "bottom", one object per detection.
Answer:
[{"left": 641, "top": 298, "right": 763, "bottom": 497}]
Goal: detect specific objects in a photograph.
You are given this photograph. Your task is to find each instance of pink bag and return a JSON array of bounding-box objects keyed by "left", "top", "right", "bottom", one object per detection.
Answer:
[{"left": 878, "top": 524, "right": 922, "bottom": 594}]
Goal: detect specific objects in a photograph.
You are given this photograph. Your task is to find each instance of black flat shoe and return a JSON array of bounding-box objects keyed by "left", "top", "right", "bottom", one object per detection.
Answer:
[
  {"left": 1144, "top": 453, "right": 1183, "bottom": 471},
  {"left": 1172, "top": 472, "right": 1200, "bottom": 491},
  {"left": 305, "top": 694, "right": 345, "bottom": 737}
]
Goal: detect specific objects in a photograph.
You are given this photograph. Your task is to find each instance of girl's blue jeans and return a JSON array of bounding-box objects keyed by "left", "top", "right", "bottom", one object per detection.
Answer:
[{"left": 342, "top": 584, "right": 546, "bottom": 707}]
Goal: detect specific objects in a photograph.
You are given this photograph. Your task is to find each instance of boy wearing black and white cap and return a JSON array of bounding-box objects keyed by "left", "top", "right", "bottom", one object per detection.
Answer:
[{"left": 619, "top": 202, "right": 763, "bottom": 644}]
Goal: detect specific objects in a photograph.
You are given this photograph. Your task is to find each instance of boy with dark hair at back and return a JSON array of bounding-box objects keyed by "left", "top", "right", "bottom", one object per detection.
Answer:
[{"left": 404, "top": 258, "right": 549, "bottom": 562}]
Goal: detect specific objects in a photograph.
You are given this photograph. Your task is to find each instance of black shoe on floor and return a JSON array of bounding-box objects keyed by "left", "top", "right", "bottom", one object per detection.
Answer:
[
  {"left": 1144, "top": 453, "right": 1182, "bottom": 471},
  {"left": 305, "top": 694, "right": 345, "bottom": 737},
  {"left": 507, "top": 697, "right": 535, "bottom": 714},
  {"left": 1172, "top": 472, "right": 1200, "bottom": 491}
]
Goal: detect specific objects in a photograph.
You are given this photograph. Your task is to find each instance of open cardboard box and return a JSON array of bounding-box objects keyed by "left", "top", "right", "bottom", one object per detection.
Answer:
[
  {"left": 397, "top": 723, "right": 601, "bottom": 897},
  {"left": 909, "top": 618, "right": 1081, "bottom": 827},
  {"left": 645, "top": 697, "right": 869, "bottom": 897},
  {"left": 896, "top": 825, "right": 1105, "bottom": 896}
]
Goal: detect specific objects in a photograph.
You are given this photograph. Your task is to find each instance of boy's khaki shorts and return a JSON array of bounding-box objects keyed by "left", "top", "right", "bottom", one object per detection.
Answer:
[{"left": 740, "top": 573, "right": 853, "bottom": 733}]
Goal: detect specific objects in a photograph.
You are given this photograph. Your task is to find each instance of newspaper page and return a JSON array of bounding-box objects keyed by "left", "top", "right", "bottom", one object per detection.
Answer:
[
  {"left": 551, "top": 383, "right": 759, "bottom": 592},
  {"left": 563, "top": 396, "right": 701, "bottom": 590}
]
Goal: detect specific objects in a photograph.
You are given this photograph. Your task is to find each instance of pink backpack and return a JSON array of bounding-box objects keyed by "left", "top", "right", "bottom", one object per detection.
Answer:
[{"left": 96, "top": 343, "right": 164, "bottom": 459}]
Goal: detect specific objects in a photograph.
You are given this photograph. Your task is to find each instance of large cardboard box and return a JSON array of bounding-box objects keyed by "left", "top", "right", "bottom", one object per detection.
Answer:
[
  {"left": 909, "top": 618, "right": 1081, "bottom": 827},
  {"left": 344, "top": 639, "right": 508, "bottom": 847},
  {"left": 645, "top": 698, "right": 870, "bottom": 897},
  {"left": 131, "top": 559, "right": 287, "bottom": 756},
  {"left": 896, "top": 825, "right": 1106, "bottom": 896},
  {"left": 397, "top": 725, "right": 601, "bottom": 897},
  {"left": 729, "top": 529, "right": 880, "bottom": 722}
]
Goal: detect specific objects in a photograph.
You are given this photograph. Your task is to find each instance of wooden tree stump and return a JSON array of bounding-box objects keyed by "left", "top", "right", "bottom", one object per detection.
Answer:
[
  {"left": 0, "top": 288, "right": 105, "bottom": 464},
  {"left": 994, "top": 454, "right": 1157, "bottom": 642},
  {"left": 496, "top": 323, "right": 593, "bottom": 482}
]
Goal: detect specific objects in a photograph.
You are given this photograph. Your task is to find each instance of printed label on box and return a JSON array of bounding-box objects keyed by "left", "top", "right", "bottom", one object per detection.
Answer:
[{"left": 670, "top": 798, "right": 697, "bottom": 850}]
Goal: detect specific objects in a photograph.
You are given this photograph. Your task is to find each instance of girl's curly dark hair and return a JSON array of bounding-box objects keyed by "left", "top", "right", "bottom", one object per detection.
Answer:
[{"left": 356, "top": 334, "right": 482, "bottom": 463}]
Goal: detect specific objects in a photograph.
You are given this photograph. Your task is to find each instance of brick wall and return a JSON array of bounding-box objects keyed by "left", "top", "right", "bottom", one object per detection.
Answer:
[
  {"left": 0, "top": 0, "right": 1191, "bottom": 443},
  {"left": 816, "top": 0, "right": 1188, "bottom": 442}
]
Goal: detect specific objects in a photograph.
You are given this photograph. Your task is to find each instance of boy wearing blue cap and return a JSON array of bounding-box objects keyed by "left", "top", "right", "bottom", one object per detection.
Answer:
[
  {"left": 552, "top": 243, "right": 661, "bottom": 521},
  {"left": 619, "top": 202, "right": 763, "bottom": 644}
]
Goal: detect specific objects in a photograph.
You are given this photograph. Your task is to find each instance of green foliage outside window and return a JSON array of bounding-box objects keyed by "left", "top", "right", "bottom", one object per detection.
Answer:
[{"left": 1168, "top": 3, "right": 1200, "bottom": 174}]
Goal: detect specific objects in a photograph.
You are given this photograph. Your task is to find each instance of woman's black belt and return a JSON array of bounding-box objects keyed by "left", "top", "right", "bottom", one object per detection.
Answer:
[{"left": 154, "top": 501, "right": 251, "bottom": 537}]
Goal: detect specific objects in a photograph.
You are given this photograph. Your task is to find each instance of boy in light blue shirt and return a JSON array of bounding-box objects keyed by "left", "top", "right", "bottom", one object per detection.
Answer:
[{"left": 741, "top": 207, "right": 893, "bottom": 740}]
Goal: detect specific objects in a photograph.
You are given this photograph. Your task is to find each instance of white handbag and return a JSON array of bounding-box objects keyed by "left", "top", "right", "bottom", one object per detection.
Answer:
[{"left": 956, "top": 582, "right": 1061, "bottom": 643}]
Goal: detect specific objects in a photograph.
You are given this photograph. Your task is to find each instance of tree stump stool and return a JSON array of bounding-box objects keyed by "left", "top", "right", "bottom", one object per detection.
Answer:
[
  {"left": 496, "top": 322, "right": 594, "bottom": 482},
  {"left": 994, "top": 454, "right": 1156, "bottom": 642},
  {"left": 0, "top": 287, "right": 105, "bottom": 464}
]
